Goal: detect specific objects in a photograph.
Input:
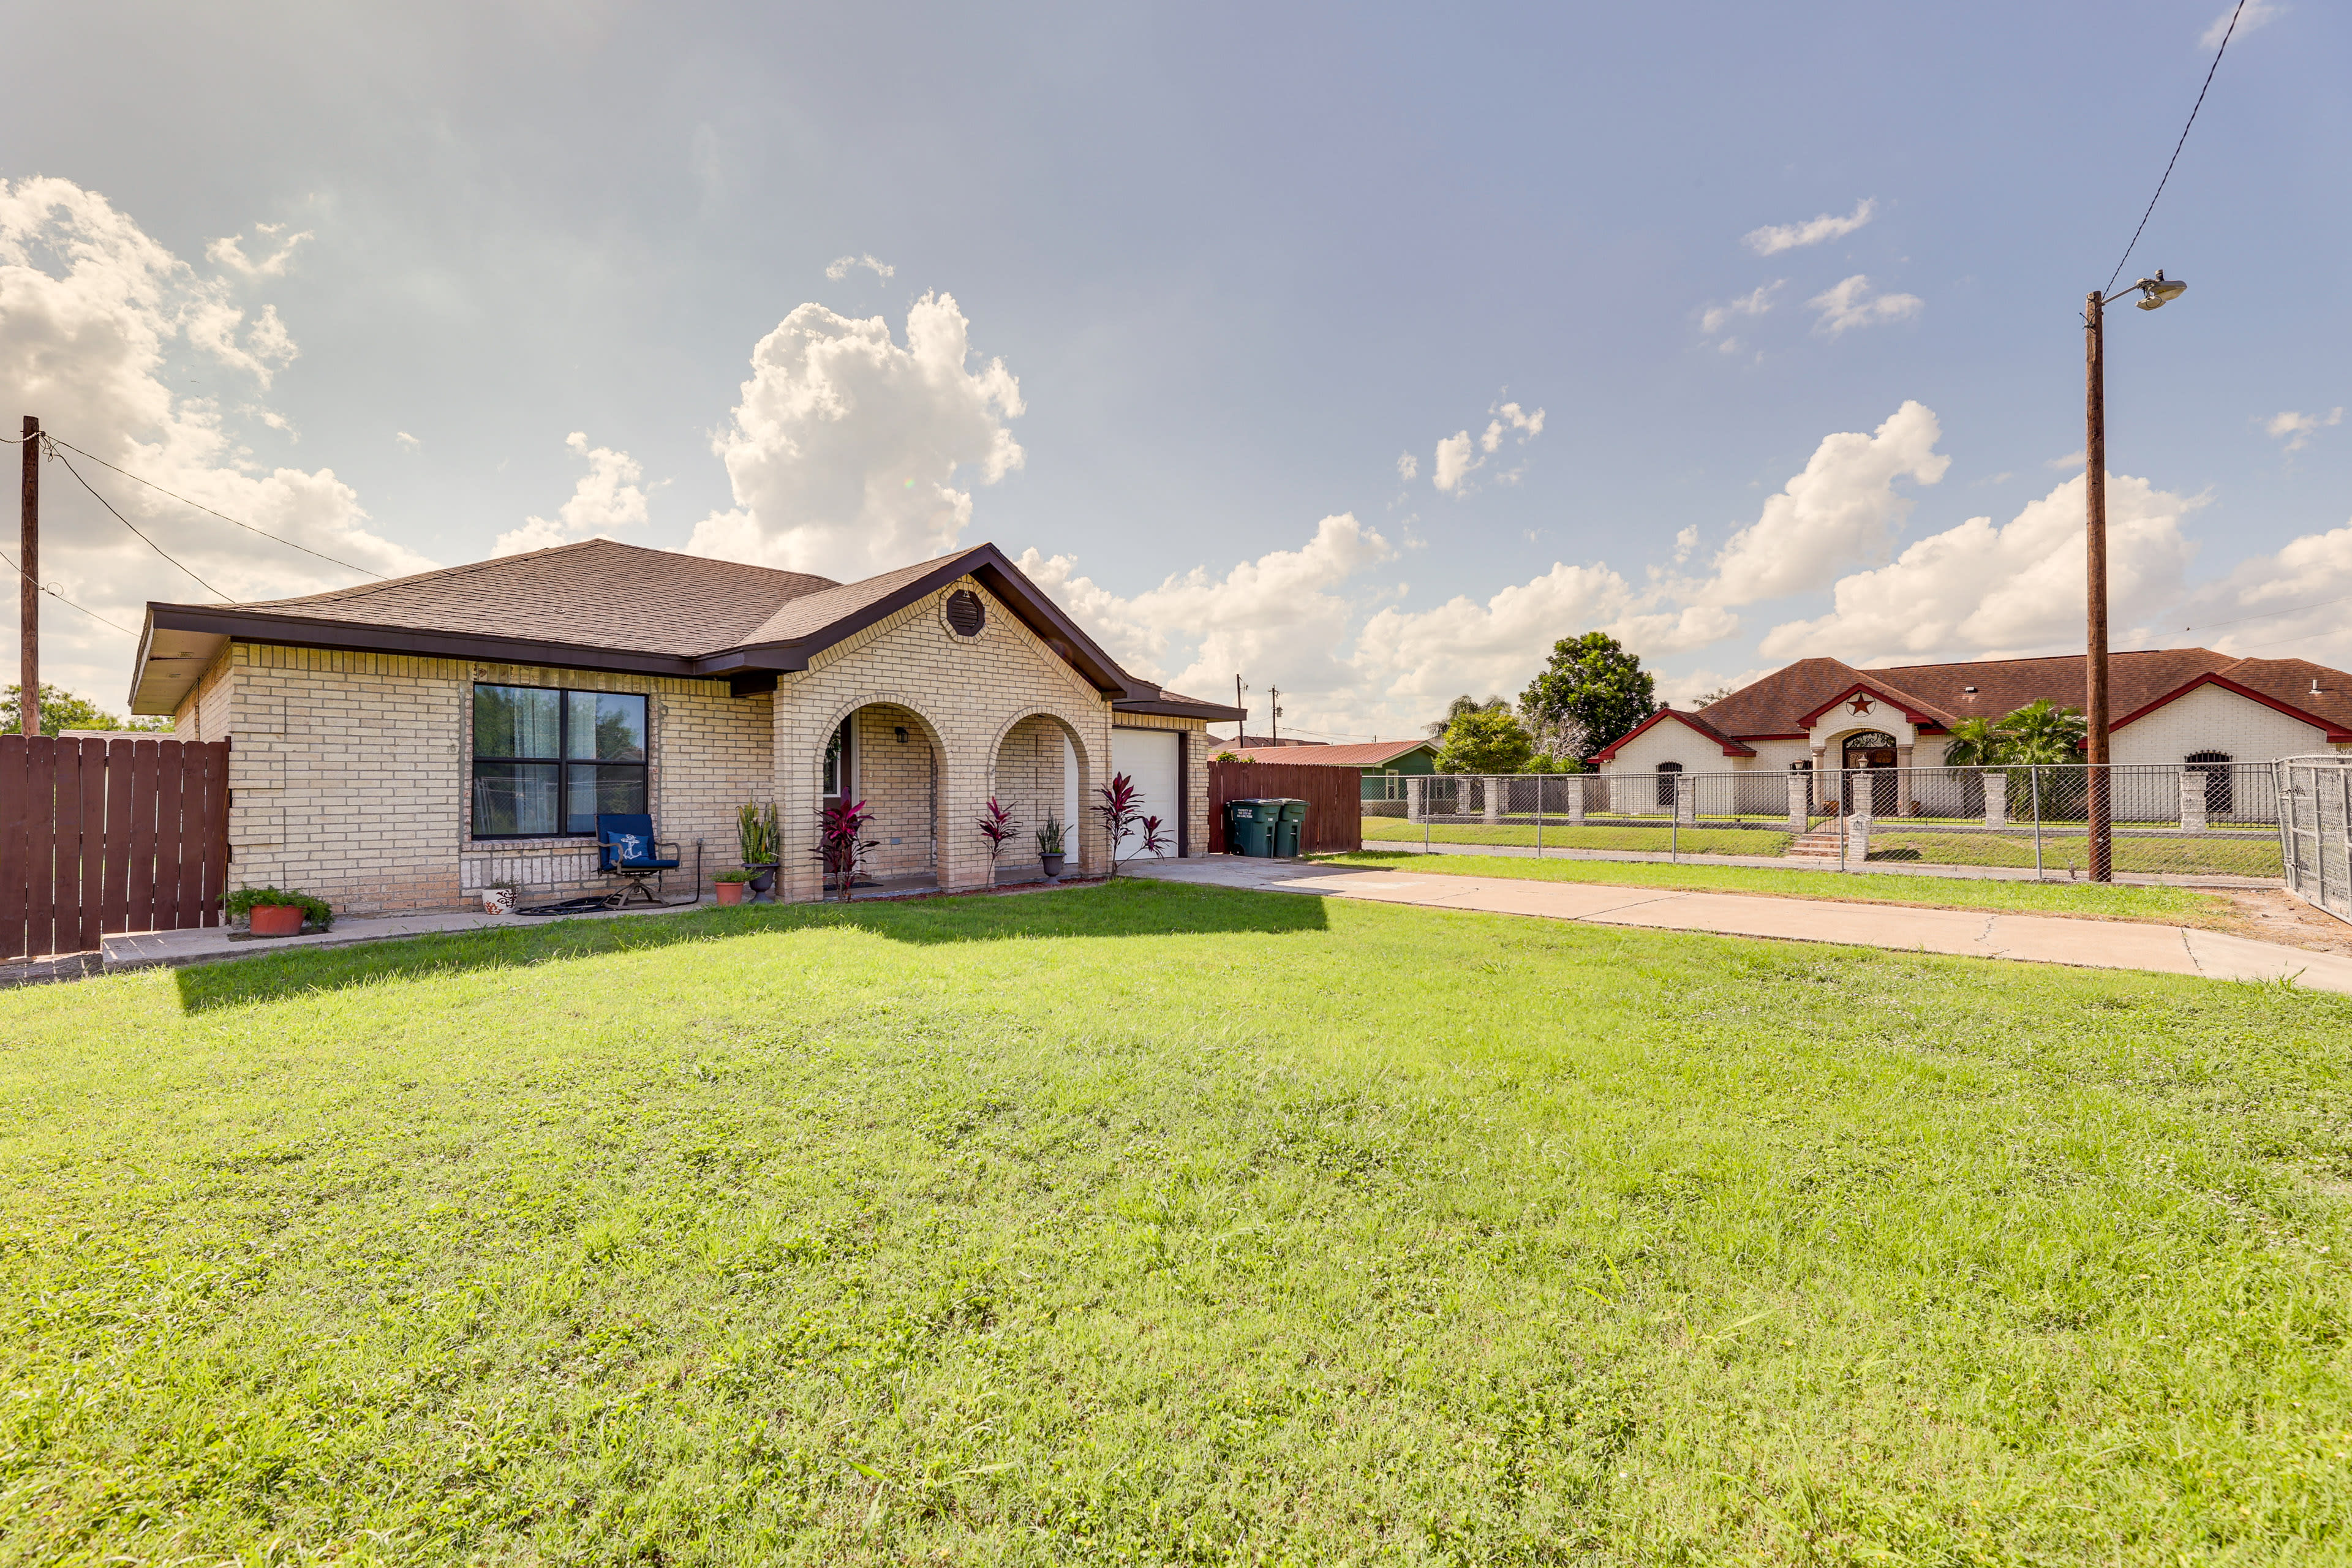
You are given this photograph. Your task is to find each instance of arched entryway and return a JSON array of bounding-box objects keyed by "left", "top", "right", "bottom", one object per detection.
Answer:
[
  {"left": 816, "top": 701, "right": 946, "bottom": 896},
  {"left": 1841, "top": 730, "right": 1899, "bottom": 815},
  {"left": 987, "top": 710, "right": 1094, "bottom": 880}
]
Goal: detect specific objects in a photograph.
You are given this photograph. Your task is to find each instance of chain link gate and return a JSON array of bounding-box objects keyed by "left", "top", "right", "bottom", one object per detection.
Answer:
[{"left": 2280, "top": 756, "right": 2352, "bottom": 925}]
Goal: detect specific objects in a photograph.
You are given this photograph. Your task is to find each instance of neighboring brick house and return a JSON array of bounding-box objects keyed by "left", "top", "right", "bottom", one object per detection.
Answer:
[
  {"left": 129, "top": 540, "right": 1238, "bottom": 914},
  {"left": 1594, "top": 649, "right": 2352, "bottom": 810}
]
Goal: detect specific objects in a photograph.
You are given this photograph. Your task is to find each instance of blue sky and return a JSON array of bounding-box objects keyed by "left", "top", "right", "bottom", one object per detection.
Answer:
[{"left": 2, "top": 0, "right": 2345, "bottom": 734}]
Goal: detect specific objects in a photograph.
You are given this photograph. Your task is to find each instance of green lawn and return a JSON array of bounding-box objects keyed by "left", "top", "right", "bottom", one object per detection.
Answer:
[
  {"left": 4, "top": 882, "right": 2350, "bottom": 1564},
  {"left": 1365, "top": 815, "right": 1792, "bottom": 857},
  {"left": 1869, "top": 829, "right": 2285, "bottom": 880},
  {"left": 1317, "top": 850, "right": 2239, "bottom": 924}
]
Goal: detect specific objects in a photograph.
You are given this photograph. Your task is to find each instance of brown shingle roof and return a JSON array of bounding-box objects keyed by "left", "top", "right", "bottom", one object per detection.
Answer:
[
  {"left": 1590, "top": 707, "right": 1757, "bottom": 762},
  {"left": 1696, "top": 648, "right": 2352, "bottom": 742},
  {"left": 205, "top": 538, "right": 838, "bottom": 659},
  {"left": 1220, "top": 739, "right": 1438, "bottom": 767}
]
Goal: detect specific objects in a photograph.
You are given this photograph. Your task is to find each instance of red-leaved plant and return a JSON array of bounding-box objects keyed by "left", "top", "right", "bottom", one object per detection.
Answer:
[
  {"left": 813, "top": 797, "right": 877, "bottom": 901},
  {"left": 1138, "top": 814, "right": 1169, "bottom": 858},
  {"left": 977, "top": 796, "right": 1021, "bottom": 884},
  {"left": 1093, "top": 771, "right": 1142, "bottom": 873}
]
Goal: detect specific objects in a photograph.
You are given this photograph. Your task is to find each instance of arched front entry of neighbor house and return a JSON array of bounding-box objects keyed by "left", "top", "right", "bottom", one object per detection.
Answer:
[
  {"left": 1806, "top": 688, "right": 1923, "bottom": 816},
  {"left": 790, "top": 695, "right": 951, "bottom": 902},
  {"left": 1840, "top": 729, "right": 1899, "bottom": 815},
  {"left": 985, "top": 707, "right": 1097, "bottom": 883}
]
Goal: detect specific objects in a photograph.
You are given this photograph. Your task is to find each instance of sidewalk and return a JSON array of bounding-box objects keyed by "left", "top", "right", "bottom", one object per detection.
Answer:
[{"left": 1129, "top": 856, "right": 2352, "bottom": 996}]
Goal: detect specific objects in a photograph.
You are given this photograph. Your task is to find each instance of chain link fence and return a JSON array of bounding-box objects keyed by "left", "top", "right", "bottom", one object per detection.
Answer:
[
  {"left": 1389, "top": 761, "right": 2285, "bottom": 879},
  {"left": 2280, "top": 756, "right": 2352, "bottom": 923}
]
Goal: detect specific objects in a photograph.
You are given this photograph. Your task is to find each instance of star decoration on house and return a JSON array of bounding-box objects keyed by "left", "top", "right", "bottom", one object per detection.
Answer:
[{"left": 1847, "top": 694, "right": 1875, "bottom": 716}]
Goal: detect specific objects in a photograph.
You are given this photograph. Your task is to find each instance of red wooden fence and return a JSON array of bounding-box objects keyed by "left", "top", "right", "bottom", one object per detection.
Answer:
[
  {"left": 1206, "top": 760, "right": 1363, "bottom": 854},
  {"left": 0, "top": 736, "right": 231, "bottom": 960}
]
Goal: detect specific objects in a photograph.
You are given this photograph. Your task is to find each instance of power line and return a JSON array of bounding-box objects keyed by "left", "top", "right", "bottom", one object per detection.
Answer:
[
  {"left": 45, "top": 436, "right": 386, "bottom": 579},
  {"left": 2105, "top": 0, "right": 2247, "bottom": 296},
  {"left": 0, "top": 544, "right": 138, "bottom": 635},
  {"left": 44, "top": 443, "right": 230, "bottom": 601},
  {"left": 2177, "top": 588, "right": 2352, "bottom": 637}
]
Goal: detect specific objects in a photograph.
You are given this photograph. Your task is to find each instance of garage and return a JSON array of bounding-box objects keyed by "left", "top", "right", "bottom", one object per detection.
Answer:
[{"left": 1109, "top": 728, "right": 1182, "bottom": 860}]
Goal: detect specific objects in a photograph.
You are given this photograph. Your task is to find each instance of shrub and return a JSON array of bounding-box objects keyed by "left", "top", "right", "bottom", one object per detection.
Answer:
[{"left": 222, "top": 886, "right": 333, "bottom": 930}]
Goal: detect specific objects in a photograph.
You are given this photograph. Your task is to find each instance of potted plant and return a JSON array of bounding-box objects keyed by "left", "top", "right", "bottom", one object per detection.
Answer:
[
  {"left": 978, "top": 796, "right": 1021, "bottom": 885},
  {"left": 737, "top": 801, "right": 780, "bottom": 898},
  {"left": 1035, "top": 816, "right": 1067, "bottom": 880},
  {"left": 714, "top": 869, "right": 753, "bottom": 906},
  {"left": 481, "top": 880, "right": 518, "bottom": 916},
  {"left": 225, "top": 886, "right": 333, "bottom": 938},
  {"left": 813, "top": 797, "right": 877, "bottom": 901}
]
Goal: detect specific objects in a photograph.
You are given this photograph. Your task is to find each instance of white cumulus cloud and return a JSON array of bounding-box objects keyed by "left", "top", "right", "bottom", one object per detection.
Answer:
[
  {"left": 2203, "top": 0, "right": 2280, "bottom": 50},
  {"left": 1808, "top": 275, "right": 1924, "bottom": 336},
  {"left": 0, "top": 177, "right": 431, "bottom": 701},
  {"left": 825, "top": 254, "right": 895, "bottom": 281},
  {"left": 1697, "top": 400, "right": 1950, "bottom": 606},
  {"left": 205, "top": 223, "right": 313, "bottom": 280},
  {"left": 1756, "top": 472, "right": 2196, "bottom": 663},
  {"left": 1395, "top": 451, "right": 1417, "bottom": 482},
  {"left": 687, "top": 292, "right": 1024, "bottom": 578},
  {"left": 1744, "top": 198, "right": 1875, "bottom": 257},
  {"left": 2185, "top": 518, "right": 2352, "bottom": 666},
  {"left": 1699, "top": 281, "right": 1782, "bottom": 336},
  {"left": 2266, "top": 407, "right": 2342, "bottom": 452},
  {"left": 494, "top": 431, "right": 651, "bottom": 557},
  {"left": 1430, "top": 399, "right": 1545, "bottom": 494}
]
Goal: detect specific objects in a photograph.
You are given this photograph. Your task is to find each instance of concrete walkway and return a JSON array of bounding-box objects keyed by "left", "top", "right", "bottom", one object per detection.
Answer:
[{"left": 1129, "top": 856, "right": 2352, "bottom": 995}]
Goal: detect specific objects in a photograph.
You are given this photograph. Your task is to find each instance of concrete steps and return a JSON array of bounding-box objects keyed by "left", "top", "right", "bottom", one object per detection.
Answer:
[{"left": 1787, "top": 821, "right": 1845, "bottom": 861}]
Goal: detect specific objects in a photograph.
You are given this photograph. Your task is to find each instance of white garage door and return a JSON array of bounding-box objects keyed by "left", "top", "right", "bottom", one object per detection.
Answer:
[{"left": 1110, "top": 728, "right": 1182, "bottom": 860}]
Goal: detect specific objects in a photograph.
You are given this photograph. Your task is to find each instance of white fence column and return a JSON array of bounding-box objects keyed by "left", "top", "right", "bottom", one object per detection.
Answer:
[
  {"left": 1406, "top": 775, "right": 1425, "bottom": 824},
  {"left": 1983, "top": 772, "right": 2006, "bottom": 830},
  {"left": 1675, "top": 775, "right": 1695, "bottom": 824},
  {"left": 1785, "top": 772, "right": 1809, "bottom": 834},
  {"left": 1567, "top": 775, "right": 1585, "bottom": 826},
  {"left": 1849, "top": 797, "right": 1873, "bottom": 862},
  {"left": 1483, "top": 777, "right": 1501, "bottom": 825},
  {"left": 2179, "top": 770, "right": 2207, "bottom": 832}
]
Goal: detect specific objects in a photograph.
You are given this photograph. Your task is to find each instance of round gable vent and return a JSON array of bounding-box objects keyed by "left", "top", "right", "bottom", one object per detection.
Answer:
[{"left": 945, "top": 589, "right": 986, "bottom": 638}]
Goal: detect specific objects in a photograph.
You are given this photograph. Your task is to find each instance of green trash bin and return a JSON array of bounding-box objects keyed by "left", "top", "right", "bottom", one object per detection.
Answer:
[
  {"left": 1225, "top": 799, "right": 1280, "bottom": 858},
  {"left": 1274, "top": 798, "right": 1309, "bottom": 858}
]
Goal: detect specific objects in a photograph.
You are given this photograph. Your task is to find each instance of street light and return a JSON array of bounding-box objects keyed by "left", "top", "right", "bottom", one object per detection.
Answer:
[{"left": 2083, "top": 268, "right": 2187, "bottom": 883}]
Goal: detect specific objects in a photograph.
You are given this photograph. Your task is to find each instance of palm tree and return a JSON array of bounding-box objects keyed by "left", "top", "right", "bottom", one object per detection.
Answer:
[
  {"left": 1940, "top": 716, "right": 2007, "bottom": 768},
  {"left": 1994, "top": 699, "right": 2086, "bottom": 766}
]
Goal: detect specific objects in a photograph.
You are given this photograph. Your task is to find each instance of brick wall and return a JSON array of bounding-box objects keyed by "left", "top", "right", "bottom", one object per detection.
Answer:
[
  {"left": 168, "top": 575, "right": 1204, "bottom": 912},
  {"left": 772, "top": 576, "right": 1117, "bottom": 902},
  {"left": 2111, "top": 682, "right": 2335, "bottom": 766}
]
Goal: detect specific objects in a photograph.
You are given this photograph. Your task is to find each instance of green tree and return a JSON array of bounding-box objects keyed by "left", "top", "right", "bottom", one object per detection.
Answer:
[
  {"left": 0, "top": 684, "right": 169, "bottom": 736},
  {"left": 1423, "top": 693, "right": 1506, "bottom": 739},
  {"left": 1518, "top": 633, "right": 1657, "bottom": 763},
  {"left": 1940, "top": 716, "right": 2007, "bottom": 768},
  {"left": 1994, "top": 699, "right": 2086, "bottom": 766},
  {"left": 1435, "top": 706, "right": 1536, "bottom": 775}
]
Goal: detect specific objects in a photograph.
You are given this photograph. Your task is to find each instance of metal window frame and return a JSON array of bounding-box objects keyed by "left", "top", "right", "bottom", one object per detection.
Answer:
[{"left": 469, "top": 684, "right": 650, "bottom": 841}]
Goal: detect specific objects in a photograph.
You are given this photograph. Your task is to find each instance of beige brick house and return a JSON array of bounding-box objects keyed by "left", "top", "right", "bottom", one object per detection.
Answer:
[{"left": 128, "top": 541, "right": 1237, "bottom": 914}]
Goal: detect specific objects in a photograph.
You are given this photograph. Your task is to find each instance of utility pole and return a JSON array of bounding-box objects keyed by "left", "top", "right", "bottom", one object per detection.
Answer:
[
  {"left": 1234, "top": 674, "right": 1247, "bottom": 749},
  {"left": 18, "top": 415, "right": 35, "bottom": 737},
  {"left": 1268, "top": 686, "right": 1283, "bottom": 747},
  {"left": 2083, "top": 293, "right": 2112, "bottom": 883}
]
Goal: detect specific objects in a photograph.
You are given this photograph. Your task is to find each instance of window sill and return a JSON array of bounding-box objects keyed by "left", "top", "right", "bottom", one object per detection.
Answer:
[{"left": 466, "top": 836, "right": 600, "bottom": 849}]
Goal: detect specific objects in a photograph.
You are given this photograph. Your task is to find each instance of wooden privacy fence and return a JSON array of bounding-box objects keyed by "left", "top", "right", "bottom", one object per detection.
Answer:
[
  {"left": 0, "top": 736, "right": 231, "bottom": 960},
  {"left": 1206, "top": 760, "right": 1363, "bottom": 854}
]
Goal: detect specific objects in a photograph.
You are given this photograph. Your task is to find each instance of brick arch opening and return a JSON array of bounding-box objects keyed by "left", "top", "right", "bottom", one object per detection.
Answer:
[
  {"left": 811, "top": 698, "right": 948, "bottom": 895},
  {"left": 987, "top": 709, "right": 1095, "bottom": 878}
]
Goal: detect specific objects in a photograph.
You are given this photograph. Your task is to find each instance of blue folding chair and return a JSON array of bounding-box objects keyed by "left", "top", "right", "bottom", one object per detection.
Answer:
[{"left": 596, "top": 813, "right": 682, "bottom": 906}]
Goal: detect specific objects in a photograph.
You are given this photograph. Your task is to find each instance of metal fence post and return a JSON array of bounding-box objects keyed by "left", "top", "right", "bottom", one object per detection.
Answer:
[
  {"left": 1534, "top": 774, "right": 1545, "bottom": 858},
  {"left": 2030, "top": 764, "right": 2045, "bottom": 881}
]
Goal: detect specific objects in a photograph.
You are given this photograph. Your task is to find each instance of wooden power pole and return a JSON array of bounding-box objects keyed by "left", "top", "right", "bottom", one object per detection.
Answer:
[
  {"left": 17, "top": 415, "right": 34, "bottom": 737},
  {"left": 2082, "top": 295, "right": 2112, "bottom": 883}
]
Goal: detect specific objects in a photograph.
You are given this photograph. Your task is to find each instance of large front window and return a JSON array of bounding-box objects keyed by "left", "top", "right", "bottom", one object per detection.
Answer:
[{"left": 471, "top": 684, "right": 648, "bottom": 837}]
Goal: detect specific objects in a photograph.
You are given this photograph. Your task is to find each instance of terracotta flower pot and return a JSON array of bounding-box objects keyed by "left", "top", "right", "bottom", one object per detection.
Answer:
[
  {"left": 248, "top": 903, "right": 303, "bottom": 937},
  {"left": 715, "top": 881, "right": 747, "bottom": 906}
]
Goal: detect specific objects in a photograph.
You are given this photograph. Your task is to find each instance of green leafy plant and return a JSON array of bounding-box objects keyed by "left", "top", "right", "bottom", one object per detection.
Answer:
[
  {"left": 222, "top": 886, "right": 333, "bottom": 930},
  {"left": 736, "top": 801, "right": 780, "bottom": 867},
  {"left": 978, "top": 797, "right": 1021, "bottom": 881},
  {"left": 1035, "top": 816, "right": 1066, "bottom": 858},
  {"left": 1435, "top": 706, "right": 1536, "bottom": 775},
  {"left": 1517, "top": 633, "right": 1658, "bottom": 763},
  {"left": 812, "top": 798, "right": 877, "bottom": 901},
  {"left": 713, "top": 869, "right": 755, "bottom": 883},
  {"left": 1094, "top": 772, "right": 1142, "bottom": 872}
]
